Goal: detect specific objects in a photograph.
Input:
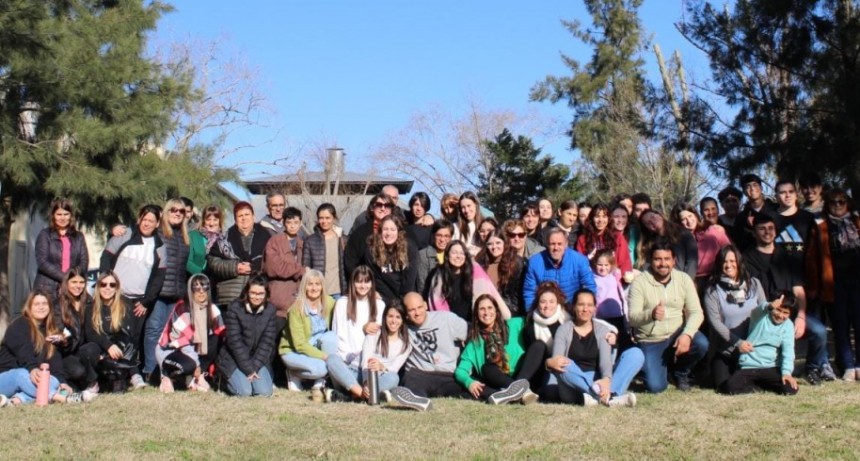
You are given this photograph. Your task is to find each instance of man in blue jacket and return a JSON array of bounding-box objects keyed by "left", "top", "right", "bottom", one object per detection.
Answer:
[{"left": 522, "top": 228, "right": 596, "bottom": 311}]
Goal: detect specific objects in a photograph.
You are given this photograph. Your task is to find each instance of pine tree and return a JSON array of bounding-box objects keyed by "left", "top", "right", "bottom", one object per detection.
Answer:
[
  {"left": 0, "top": 1, "right": 235, "bottom": 324},
  {"left": 477, "top": 129, "right": 573, "bottom": 220}
]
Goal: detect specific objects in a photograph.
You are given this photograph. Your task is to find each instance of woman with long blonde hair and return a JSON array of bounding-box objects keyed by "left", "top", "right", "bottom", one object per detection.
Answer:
[
  {"left": 280, "top": 270, "right": 336, "bottom": 401},
  {"left": 143, "top": 198, "right": 192, "bottom": 382}
]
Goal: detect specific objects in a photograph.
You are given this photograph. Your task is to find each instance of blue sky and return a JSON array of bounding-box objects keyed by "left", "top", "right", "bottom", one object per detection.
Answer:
[{"left": 157, "top": 1, "right": 707, "bottom": 187}]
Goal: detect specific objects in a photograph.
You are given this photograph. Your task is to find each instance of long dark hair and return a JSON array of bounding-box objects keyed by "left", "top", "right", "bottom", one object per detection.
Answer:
[
  {"left": 240, "top": 274, "right": 269, "bottom": 306},
  {"left": 48, "top": 198, "right": 78, "bottom": 235},
  {"left": 467, "top": 294, "right": 508, "bottom": 343},
  {"left": 346, "top": 265, "right": 379, "bottom": 323},
  {"left": 58, "top": 267, "right": 89, "bottom": 327},
  {"left": 436, "top": 240, "right": 474, "bottom": 306},
  {"left": 581, "top": 203, "right": 616, "bottom": 256},
  {"left": 376, "top": 300, "right": 409, "bottom": 358},
  {"left": 475, "top": 228, "right": 519, "bottom": 292}
]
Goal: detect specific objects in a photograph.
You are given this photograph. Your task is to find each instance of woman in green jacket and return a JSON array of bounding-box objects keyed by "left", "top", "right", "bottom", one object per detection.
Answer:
[
  {"left": 454, "top": 294, "right": 542, "bottom": 405},
  {"left": 279, "top": 269, "right": 336, "bottom": 402}
]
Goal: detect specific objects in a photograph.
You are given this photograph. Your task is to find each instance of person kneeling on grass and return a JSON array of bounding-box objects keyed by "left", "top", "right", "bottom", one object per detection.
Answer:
[
  {"left": 454, "top": 294, "right": 540, "bottom": 405},
  {"left": 156, "top": 274, "right": 225, "bottom": 393},
  {"left": 723, "top": 291, "right": 799, "bottom": 396},
  {"left": 548, "top": 289, "right": 643, "bottom": 407},
  {"left": 217, "top": 275, "right": 277, "bottom": 397}
]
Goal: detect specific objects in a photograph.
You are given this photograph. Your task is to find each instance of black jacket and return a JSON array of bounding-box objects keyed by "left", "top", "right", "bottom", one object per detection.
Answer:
[
  {"left": 361, "top": 241, "right": 419, "bottom": 305},
  {"left": 82, "top": 298, "right": 135, "bottom": 353},
  {"left": 34, "top": 228, "right": 89, "bottom": 295},
  {"left": 158, "top": 226, "right": 190, "bottom": 300},
  {"left": 0, "top": 317, "right": 67, "bottom": 382},
  {"left": 100, "top": 229, "right": 166, "bottom": 307},
  {"left": 217, "top": 299, "right": 277, "bottom": 377},
  {"left": 302, "top": 227, "right": 347, "bottom": 294}
]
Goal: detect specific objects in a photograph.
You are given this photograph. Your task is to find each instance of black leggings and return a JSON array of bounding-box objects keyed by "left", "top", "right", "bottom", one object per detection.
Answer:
[
  {"left": 477, "top": 341, "right": 545, "bottom": 399},
  {"left": 161, "top": 350, "right": 198, "bottom": 378},
  {"left": 724, "top": 367, "right": 798, "bottom": 395}
]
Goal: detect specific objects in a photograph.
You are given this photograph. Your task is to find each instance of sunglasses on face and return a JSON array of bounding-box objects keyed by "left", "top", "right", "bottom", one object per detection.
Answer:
[
  {"left": 507, "top": 232, "right": 526, "bottom": 239},
  {"left": 192, "top": 284, "right": 210, "bottom": 292},
  {"left": 374, "top": 202, "right": 394, "bottom": 209},
  {"left": 100, "top": 281, "right": 117, "bottom": 288},
  {"left": 830, "top": 199, "right": 848, "bottom": 206},
  {"left": 169, "top": 207, "right": 186, "bottom": 215}
]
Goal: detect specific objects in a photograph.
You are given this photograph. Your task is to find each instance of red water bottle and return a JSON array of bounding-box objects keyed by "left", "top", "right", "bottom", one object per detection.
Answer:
[{"left": 35, "top": 363, "right": 50, "bottom": 406}]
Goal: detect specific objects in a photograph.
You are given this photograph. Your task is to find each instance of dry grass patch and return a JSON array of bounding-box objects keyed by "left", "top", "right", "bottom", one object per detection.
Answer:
[{"left": 2, "top": 382, "right": 860, "bottom": 460}]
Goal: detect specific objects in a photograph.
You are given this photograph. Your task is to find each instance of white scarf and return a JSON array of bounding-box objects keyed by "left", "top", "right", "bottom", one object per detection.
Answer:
[{"left": 532, "top": 307, "right": 570, "bottom": 347}]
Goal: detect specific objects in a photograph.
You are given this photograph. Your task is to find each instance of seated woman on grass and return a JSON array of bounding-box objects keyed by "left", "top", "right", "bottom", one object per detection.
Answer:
[
  {"left": 522, "top": 281, "right": 571, "bottom": 397},
  {"left": 0, "top": 290, "right": 94, "bottom": 406},
  {"left": 361, "top": 301, "right": 412, "bottom": 402},
  {"left": 216, "top": 275, "right": 278, "bottom": 397},
  {"left": 329, "top": 266, "right": 385, "bottom": 401},
  {"left": 454, "top": 294, "right": 541, "bottom": 405},
  {"left": 156, "top": 274, "right": 225, "bottom": 393},
  {"left": 548, "top": 289, "right": 643, "bottom": 407},
  {"left": 280, "top": 270, "right": 337, "bottom": 402}
]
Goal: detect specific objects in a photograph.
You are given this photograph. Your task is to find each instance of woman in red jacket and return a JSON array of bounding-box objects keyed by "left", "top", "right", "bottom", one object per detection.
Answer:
[{"left": 576, "top": 203, "right": 632, "bottom": 274}]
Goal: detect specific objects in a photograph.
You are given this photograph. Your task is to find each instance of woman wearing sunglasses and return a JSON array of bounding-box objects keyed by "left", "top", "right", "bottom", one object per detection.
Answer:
[
  {"left": 344, "top": 193, "right": 397, "bottom": 279},
  {"left": 806, "top": 189, "right": 860, "bottom": 381},
  {"left": 99, "top": 204, "right": 167, "bottom": 390},
  {"left": 502, "top": 219, "right": 544, "bottom": 261},
  {"left": 143, "top": 198, "right": 191, "bottom": 386},
  {"left": 155, "top": 274, "right": 225, "bottom": 393}
]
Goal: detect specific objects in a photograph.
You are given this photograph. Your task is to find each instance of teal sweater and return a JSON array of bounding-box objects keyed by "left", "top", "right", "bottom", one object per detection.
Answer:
[
  {"left": 455, "top": 317, "right": 526, "bottom": 388},
  {"left": 738, "top": 302, "right": 795, "bottom": 376}
]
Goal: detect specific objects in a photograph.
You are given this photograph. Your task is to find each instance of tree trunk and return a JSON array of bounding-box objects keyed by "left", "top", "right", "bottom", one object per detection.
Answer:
[{"left": 0, "top": 196, "right": 13, "bottom": 342}]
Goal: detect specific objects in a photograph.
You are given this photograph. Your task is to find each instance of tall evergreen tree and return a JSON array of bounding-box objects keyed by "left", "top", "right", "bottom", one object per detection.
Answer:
[
  {"left": 0, "top": 1, "right": 235, "bottom": 324},
  {"left": 477, "top": 129, "right": 573, "bottom": 220},
  {"left": 678, "top": 0, "right": 860, "bottom": 191},
  {"left": 531, "top": 0, "right": 704, "bottom": 210}
]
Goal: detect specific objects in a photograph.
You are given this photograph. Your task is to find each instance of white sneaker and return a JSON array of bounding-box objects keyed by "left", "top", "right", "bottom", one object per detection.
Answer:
[
  {"left": 582, "top": 393, "right": 599, "bottom": 407},
  {"left": 129, "top": 374, "right": 147, "bottom": 391},
  {"left": 380, "top": 390, "right": 392, "bottom": 403},
  {"left": 607, "top": 393, "right": 637, "bottom": 408},
  {"left": 843, "top": 369, "right": 856, "bottom": 382},
  {"left": 85, "top": 382, "right": 99, "bottom": 394},
  {"left": 82, "top": 390, "right": 98, "bottom": 403},
  {"left": 390, "top": 387, "right": 432, "bottom": 411},
  {"left": 287, "top": 374, "right": 303, "bottom": 392},
  {"left": 488, "top": 379, "right": 529, "bottom": 405},
  {"left": 0, "top": 395, "right": 8, "bottom": 408}
]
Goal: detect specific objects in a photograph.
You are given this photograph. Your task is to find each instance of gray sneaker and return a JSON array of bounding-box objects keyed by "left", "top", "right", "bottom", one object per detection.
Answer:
[
  {"left": 820, "top": 363, "right": 837, "bottom": 381},
  {"left": 488, "top": 379, "right": 529, "bottom": 405},
  {"left": 390, "top": 387, "right": 432, "bottom": 411}
]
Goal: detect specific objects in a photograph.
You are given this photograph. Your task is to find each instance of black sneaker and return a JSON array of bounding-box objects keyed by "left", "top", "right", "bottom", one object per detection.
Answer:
[
  {"left": 806, "top": 369, "right": 822, "bottom": 386},
  {"left": 488, "top": 379, "right": 529, "bottom": 405},
  {"left": 676, "top": 375, "right": 692, "bottom": 392},
  {"left": 390, "top": 387, "right": 432, "bottom": 411}
]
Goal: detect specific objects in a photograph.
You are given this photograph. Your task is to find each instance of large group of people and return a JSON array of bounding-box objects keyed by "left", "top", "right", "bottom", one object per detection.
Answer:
[{"left": 1, "top": 171, "right": 858, "bottom": 411}]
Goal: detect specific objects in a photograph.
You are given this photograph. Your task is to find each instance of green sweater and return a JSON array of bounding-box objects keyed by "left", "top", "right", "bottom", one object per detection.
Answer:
[
  {"left": 454, "top": 317, "right": 526, "bottom": 388},
  {"left": 278, "top": 297, "right": 336, "bottom": 359},
  {"left": 186, "top": 230, "right": 208, "bottom": 275},
  {"left": 628, "top": 269, "right": 703, "bottom": 342}
]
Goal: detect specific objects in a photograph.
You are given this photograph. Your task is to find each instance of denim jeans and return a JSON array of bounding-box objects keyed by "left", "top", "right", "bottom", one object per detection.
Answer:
[
  {"left": 143, "top": 298, "right": 176, "bottom": 374},
  {"left": 557, "top": 347, "right": 645, "bottom": 401},
  {"left": 226, "top": 366, "right": 273, "bottom": 397},
  {"left": 801, "top": 313, "right": 829, "bottom": 371},
  {"left": 281, "top": 330, "right": 338, "bottom": 381},
  {"left": 831, "top": 277, "right": 860, "bottom": 370},
  {"left": 375, "top": 371, "right": 400, "bottom": 393},
  {"left": 639, "top": 329, "right": 709, "bottom": 393},
  {"left": 0, "top": 368, "right": 60, "bottom": 403}
]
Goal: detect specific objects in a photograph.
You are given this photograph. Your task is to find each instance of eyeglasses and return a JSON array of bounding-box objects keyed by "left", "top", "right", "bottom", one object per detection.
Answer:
[
  {"left": 269, "top": 203, "right": 285, "bottom": 208},
  {"left": 99, "top": 282, "right": 117, "bottom": 288},
  {"left": 374, "top": 202, "right": 394, "bottom": 209},
  {"left": 192, "top": 284, "right": 210, "bottom": 292},
  {"left": 507, "top": 232, "right": 526, "bottom": 239},
  {"left": 169, "top": 208, "right": 186, "bottom": 215},
  {"left": 830, "top": 199, "right": 848, "bottom": 206}
]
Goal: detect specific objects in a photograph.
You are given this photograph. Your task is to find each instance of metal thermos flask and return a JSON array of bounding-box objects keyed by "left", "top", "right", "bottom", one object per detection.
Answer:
[{"left": 367, "top": 370, "right": 379, "bottom": 405}]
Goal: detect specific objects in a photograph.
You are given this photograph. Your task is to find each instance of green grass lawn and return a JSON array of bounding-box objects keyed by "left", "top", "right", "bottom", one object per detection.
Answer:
[{"left": 3, "top": 382, "right": 860, "bottom": 460}]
